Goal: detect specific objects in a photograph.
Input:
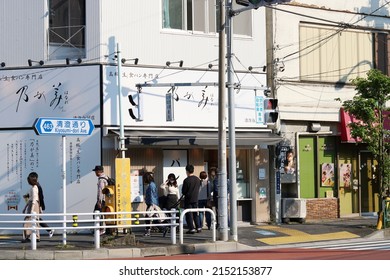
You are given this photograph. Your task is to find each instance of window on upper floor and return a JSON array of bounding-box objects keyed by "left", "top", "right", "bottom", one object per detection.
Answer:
[
  {"left": 299, "top": 24, "right": 374, "bottom": 83},
  {"left": 162, "top": 0, "right": 252, "bottom": 36},
  {"left": 48, "top": 0, "right": 86, "bottom": 60}
]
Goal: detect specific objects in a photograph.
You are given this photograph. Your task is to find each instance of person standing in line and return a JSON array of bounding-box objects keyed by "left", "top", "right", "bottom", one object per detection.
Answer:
[
  {"left": 92, "top": 165, "right": 108, "bottom": 235},
  {"left": 22, "top": 173, "right": 41, "bottom": 243},
  {"left": 143, "top": 172, "right": 158, "bottom": 237},
  {"left": 198, "top": 171, "right": 212, "bottom": 230},
  {"left": 28, "top": 172, "right": 55, "bottom": 238},
  {"left": 160, "top": 173, "right": 180, "bottom": 237},
  {"left": 209, "top": 167, "right": 219, "bottom": 228},
  {"left": 164, "top": 173, "right": 180, "bottom": 210},
  {"left": 181, "top": 164, "right": 201, "bottom": 234}
]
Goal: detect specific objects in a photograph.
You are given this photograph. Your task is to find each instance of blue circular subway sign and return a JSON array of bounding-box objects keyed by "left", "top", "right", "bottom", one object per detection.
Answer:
[{"left": 34, "top": 118, "right": 94, "bottom": 136}]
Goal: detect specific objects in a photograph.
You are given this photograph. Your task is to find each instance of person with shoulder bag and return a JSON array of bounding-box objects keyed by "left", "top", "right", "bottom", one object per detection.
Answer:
[
  {"left": 22, "top": 173, "right": 41, "bottom": 243},
  {"left": 198, "top": 171, "right": 212, "bottom": 230},
  {"left": 92, "top": 165, "right": 108, "bottom": 235}
]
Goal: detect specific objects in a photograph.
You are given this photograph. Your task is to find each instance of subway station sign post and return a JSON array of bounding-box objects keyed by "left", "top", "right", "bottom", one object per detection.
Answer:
[{"left": 34, "top": 117, "right": 94, "bottom": 245}]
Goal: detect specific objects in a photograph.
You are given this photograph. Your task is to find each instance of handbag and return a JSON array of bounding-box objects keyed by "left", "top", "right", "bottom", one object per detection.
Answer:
[{"left": 206, "top": 198, "right": 214, "bottom": 208}]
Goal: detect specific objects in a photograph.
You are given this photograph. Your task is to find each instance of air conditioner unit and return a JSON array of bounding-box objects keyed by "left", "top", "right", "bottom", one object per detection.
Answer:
[{"left": 282, "top": 198, "right": 307, "bottom": 222}]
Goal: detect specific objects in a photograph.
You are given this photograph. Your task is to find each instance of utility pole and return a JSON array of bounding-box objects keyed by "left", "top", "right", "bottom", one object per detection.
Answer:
[
  {"left": 226, "top": 0, "right": 238, "bottom": 242},
  {"left": 116, "top": 43, "right": 126, "bottom": 158},
  {"left": 218, "top": 0, "right": 229, "bottom": 241}
]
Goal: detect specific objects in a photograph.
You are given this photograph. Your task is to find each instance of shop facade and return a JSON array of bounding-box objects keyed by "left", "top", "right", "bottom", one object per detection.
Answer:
[{"left": 0, "top": 63, "right": 280, "bottom": 234}]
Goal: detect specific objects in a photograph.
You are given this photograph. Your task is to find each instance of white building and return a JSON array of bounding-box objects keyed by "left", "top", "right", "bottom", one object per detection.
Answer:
[{"left": 0, "top": 0, "right": 284, "bottom": 233}]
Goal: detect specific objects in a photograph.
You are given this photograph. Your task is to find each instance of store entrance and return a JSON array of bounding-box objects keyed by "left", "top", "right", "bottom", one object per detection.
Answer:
[{"left": 360, "top": 152, "right": 380, "bottom": 213}]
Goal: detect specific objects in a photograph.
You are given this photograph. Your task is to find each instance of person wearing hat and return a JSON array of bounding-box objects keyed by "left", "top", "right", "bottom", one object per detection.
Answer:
[{"left": 92, "top": 165, "right": 108, "bottom": 235}]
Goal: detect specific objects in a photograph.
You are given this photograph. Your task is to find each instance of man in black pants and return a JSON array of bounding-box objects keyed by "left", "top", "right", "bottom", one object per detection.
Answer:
[{"left": 181, "top": 164, "right": 201, "bottom": 234}]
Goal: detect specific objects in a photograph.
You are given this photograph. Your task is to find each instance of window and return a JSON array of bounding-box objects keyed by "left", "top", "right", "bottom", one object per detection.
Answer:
[
  {"left": 300, "top": 24, "right": 373, "bottom": 83},
  {"left": 162, "top": 0, "right": 252, "bottom": 36},
  {"left": 49, "top": 0, "right": 86, "bottom": 59}
]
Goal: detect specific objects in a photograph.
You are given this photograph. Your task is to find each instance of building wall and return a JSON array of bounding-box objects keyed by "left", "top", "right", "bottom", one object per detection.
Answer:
[
  {"left": 273, "top": 1, "right": 390, "bottom": 123},
  {"left": 0, "top": 1, "right": 47, "bottom": 66},
  {"left": 272, "top": 1, "right": 390, "bottom": 219},
  {"left": 0, "top": 1, "right": 266, "bottom": 73},
  {"left": 99, "top": 1, "right": 266, "bottom": 71},
  {"left": 306, "top": 198, "right": 339, "bottom": 220}
]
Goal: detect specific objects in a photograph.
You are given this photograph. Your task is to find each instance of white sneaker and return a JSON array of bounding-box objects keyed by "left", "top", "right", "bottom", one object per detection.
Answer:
[{"left": 48, "top": 230, "right": 55, "bottom": 238}]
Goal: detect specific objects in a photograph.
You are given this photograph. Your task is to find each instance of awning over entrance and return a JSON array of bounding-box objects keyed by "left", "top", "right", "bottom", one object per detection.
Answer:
[
  {"left": 339, "top": 108, "right": 359, "bottom": 143},
  {"left": 340, "top": 108, "right": 390, "bottom": 143},
  {"left": 109, "top": 129, "right": 282, "bottom": 146}
]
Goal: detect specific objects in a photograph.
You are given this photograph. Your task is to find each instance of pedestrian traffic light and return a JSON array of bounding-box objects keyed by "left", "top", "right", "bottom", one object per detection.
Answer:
[{"left": 264, "top": 98, "right": 278, "bottom": 127}]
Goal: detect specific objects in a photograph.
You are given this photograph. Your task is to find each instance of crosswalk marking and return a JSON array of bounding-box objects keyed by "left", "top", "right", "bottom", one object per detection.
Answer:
[{"left": 255, "top": 225, "right": 359, "bottom": 245}]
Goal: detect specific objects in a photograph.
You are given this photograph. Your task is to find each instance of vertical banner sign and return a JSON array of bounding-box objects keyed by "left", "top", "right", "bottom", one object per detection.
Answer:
[
  {"left": 276, "top": 171, "right": 281, "bottom": 195},
  {"left": 166, "top": 93, "right": 174, "bottom": 121},
  {"left": 115, "top": 158, "right": 131, "bottom": 228},
  {"left": 255, "top": 95, "right": 264, "bottom": 124}
]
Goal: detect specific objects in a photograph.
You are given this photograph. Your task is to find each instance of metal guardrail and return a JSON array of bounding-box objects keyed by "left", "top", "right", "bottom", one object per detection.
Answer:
[
  {"left": 179, "top": 208, "right": 216, "bottom": 245},
  {"left": 0, "top": 207, "right": 216, "bottom": 250}
]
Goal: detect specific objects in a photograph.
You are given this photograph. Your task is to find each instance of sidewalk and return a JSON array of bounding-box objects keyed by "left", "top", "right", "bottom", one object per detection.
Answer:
[{"left": 0, "top": 216, "right": 387, "bottom": 260}]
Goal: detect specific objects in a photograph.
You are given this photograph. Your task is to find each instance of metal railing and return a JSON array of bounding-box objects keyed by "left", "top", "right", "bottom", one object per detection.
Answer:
[
  {"left": 179, "top": 208, "right": 216, "bottom": 244},
  {"left": 0, "top": 207, "right": 216, "bottom": 250}
]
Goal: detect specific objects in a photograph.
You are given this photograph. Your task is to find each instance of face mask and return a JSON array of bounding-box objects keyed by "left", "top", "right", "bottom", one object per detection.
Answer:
[{"left": 169, "top": 180, "right": 175, "bottom": 183}]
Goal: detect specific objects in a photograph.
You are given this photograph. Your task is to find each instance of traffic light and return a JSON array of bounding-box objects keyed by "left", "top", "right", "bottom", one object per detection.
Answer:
[
  {"left": 128, "top": 93, "right": 143, "bottom": 121},
  {"left": 264, "top": 98, "right": 278, "bottom": 127},
  {"left": 236, "top": 0, "right": 291, "bottom": 7},
  {"left": 236, "top": 0, "right": 261, "bottom": 6}
]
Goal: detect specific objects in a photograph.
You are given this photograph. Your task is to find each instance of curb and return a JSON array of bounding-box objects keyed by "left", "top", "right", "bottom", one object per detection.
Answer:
[{"left": 0, "top": 241, "right": 244, "bottom": 260}]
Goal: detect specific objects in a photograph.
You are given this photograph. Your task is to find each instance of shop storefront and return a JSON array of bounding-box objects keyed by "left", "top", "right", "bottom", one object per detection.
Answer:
[{"left": 100, "top": 64, "right": 281, "bottom": 223}]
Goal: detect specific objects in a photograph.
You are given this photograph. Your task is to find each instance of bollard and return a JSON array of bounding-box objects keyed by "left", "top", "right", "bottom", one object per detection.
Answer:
[
  {"left": 72, "top": 215, "right": 78, "bottom": 227},
  {"left": 134, "top": 213, "right": 140, "bottom": 225}
]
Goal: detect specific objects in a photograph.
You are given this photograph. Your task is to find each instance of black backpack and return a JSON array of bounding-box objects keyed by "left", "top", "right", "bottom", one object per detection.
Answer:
[{"left": 100, "top": 176, "right": 115, "bottom": 186}]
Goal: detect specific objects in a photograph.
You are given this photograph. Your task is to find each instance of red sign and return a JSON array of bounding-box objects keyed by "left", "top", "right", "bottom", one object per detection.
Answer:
[
  {"left": 339, "top": 108, "right": 360, "bottom": 143},
  {"left": 340, "top": 108, "right": 390, "bottom": 143}
]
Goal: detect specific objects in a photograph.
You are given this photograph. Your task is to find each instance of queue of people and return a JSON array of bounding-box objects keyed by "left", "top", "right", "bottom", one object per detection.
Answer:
[{"left": 141, "top": 164, "right": 219, "bottom": 237}]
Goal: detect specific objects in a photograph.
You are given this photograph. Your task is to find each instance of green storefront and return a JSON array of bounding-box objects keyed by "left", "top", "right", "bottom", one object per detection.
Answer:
[{"left": 298, "top": 134, "right": 380, "bottom": 216}]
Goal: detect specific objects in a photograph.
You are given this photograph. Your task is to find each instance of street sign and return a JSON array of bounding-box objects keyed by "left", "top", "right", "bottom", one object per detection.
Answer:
[{"left": 34, "top": 117, "right": 94, "bottom": 136}]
